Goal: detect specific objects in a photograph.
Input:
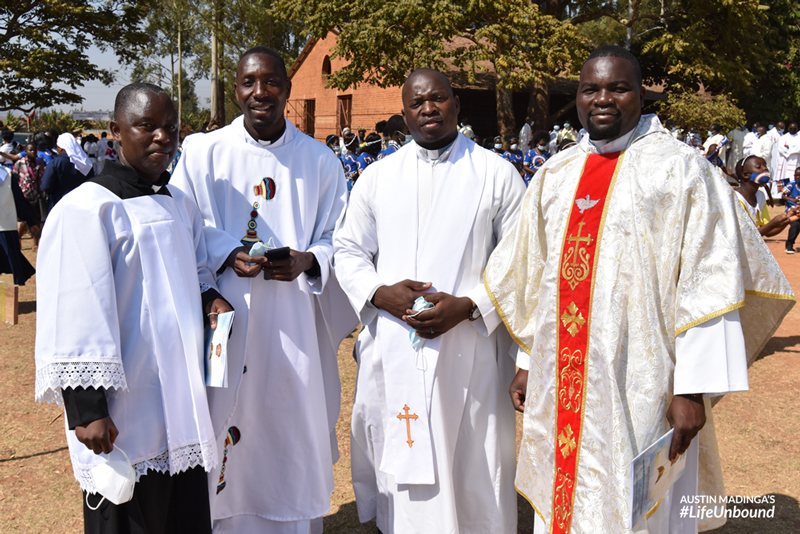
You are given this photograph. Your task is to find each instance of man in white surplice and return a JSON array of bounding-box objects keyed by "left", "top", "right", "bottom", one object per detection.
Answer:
[
  {"left": 35, "top": 84, "right": 231, "bottom": 533},
  {"left": 485, "top": 47, "right": 794, "bottom": 534},
  {"left": 170, "top": 47, "right": 354, "bottom": 533},
  {"left": 334, "top": 69, "right": 526, "bottom": 534}
]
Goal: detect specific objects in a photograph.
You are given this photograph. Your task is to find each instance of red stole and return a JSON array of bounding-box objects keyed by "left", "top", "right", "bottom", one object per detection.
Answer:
[{"left": 551, "top": 151, "right": 624, "bottom": 533}]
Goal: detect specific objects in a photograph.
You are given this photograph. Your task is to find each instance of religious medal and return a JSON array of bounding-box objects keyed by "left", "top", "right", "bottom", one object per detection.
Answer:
[{"left": 241, "top": 177, "right": 276, "bottom": 245}]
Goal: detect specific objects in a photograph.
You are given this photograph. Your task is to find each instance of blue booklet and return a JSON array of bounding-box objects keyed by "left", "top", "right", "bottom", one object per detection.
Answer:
[{"left": 204, "top": 311, "right": 234, "bottom": 388}]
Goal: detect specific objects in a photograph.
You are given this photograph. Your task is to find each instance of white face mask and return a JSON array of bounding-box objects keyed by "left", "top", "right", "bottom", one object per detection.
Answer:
[
  {"left": 494, "top": 143, "right": 503, "bottom": 150},
  {"left": 538, "top": 144, "right": 548, "bottom": 151},
  {"left": 510, "top": 144, "right": 518, "bottom": 151},
  {"left": 86, "top": 446, "right": 135, "bottom": 509}
]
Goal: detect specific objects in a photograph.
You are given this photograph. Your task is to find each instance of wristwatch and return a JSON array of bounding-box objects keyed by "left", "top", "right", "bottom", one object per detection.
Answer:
[{"left": 468, "top": 302, "right": 481, "bottom": 321}]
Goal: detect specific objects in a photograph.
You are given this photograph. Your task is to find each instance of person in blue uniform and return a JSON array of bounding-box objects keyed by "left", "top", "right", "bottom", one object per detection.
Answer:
[
  {"left": 502, "top": 136, "right": 524, "bottom": 176},
  {"left": 377, "top": 115, "right": 408, "bottom": 160}
]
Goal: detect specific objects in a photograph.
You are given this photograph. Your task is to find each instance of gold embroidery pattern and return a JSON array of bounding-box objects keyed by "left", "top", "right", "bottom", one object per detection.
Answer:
[
  {"left": 558, "top": 348, "right": 584, "bottom": 412},
  {"left": 554, "top": 468, "right": 574, "bottom": 531},
  {"left": 560, "top": 302, "right": 586, "bottom": 337},
  {"left": 561, "top": 222, "right": 593, "bottom": 290},
  {"left": 558, "top": 425, "right": 577, "bottom": 459}
]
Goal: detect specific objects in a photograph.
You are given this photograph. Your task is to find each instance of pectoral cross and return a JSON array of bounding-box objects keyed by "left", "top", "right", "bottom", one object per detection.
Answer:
[
  {"left": 567, "top": 222, "right": 592, "bottom": 266},
  {"left": 397, "top": 404, "right": 418, "bottom": 448}
]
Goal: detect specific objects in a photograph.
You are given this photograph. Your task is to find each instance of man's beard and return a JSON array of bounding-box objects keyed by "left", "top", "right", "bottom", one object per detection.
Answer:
[{"left": 586, "top": 115, "right": 622, "bottom": 140}]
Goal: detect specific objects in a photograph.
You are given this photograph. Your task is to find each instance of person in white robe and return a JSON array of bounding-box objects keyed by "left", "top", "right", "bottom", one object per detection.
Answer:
[
  {"left": 519, "top": 116, "right": 533, "bottom": 152},
  {"left": 334, "top": 68, "right": 526, "bottom": 534},
  {"left": 35, "top": 84, "right": 230, "bottom": 533},
  {"left": 741, "top": 123, "right": 759, "bottom": 158},
  {"left": 702, "top": 123, "right": 727, "bottom": 162},
  {"left": 774, "top": 122, "right": 800, "bottom": 188},
  {"left": 170, "top": 47, "right": 354, "bottom": 534},
  {"left": 725, "top": 125, "right": 746, "bottom": 169},
  {"left": 766, "top": 121, "right": 785, "bottom": 171},
  {"left": 484, "top": 47, "right": 795, "bottom": 534}
]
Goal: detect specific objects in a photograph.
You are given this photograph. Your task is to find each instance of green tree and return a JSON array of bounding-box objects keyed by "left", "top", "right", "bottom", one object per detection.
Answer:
[
  {"left": 274, "top": 0, "right": 583, "bottom": 135},
  {"left": 0, "top": 0, "right": 149, "bottom": 112},
  {"left": 658, "top": 91, "right": 746, "bottom": 136}
]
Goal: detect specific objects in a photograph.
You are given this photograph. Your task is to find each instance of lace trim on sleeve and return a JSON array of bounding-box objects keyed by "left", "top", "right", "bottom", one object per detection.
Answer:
[
  {"left": 73, "top": 439, "right": 218, "bottom": 493},
  {"left": 35, "top": 362, "right": 127, "bottom": 406}
]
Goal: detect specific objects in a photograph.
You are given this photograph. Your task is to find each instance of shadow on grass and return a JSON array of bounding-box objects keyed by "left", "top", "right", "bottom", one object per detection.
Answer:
[
  {"left": 19, "top": 300, "right": 36, "bottom": 315},
  {"left": 757, "top": 335, "right": 800, "bottom": 360},
  {"left": 0, "top": 445, "right": 68, "bottom": 463},
  {"left": 707, "top": 494, "right": 800, "bottom": 533}
]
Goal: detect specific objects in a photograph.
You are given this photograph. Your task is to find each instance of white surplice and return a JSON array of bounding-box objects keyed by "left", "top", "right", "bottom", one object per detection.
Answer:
[
  {"left": 725, "top": 127, "right": 746, "bottom": 169},
  {"left": 774, "top": 131, "right": 800, "bottom": 184},
  {"left": 485, "top": 115, "right": 795, "bottom": 534},
  {"left": 35, "top": 182, "right": 219, "bottom": 492},
  {"left": 170, "top": 117, "right": 355, "bottom": 529},
  {"left": 334, "top": 133, "right": 526, "bottom": 534}
]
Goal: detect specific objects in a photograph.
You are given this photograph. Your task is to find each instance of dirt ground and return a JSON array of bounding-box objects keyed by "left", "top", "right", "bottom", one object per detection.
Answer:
[{"left": 1, "top": 206, "right": 799, "bottom": 533}]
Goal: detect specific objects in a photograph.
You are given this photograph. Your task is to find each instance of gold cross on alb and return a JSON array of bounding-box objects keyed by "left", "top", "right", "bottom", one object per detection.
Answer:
[
  {"left": 397, "top": 404, "right": 419, "bottom": 448},
  {"left": 567, "top": 222, "right": 592, "bottom": 266}
]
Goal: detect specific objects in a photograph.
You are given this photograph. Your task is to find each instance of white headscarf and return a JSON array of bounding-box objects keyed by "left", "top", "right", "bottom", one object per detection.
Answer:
[{"left": 56, "top": 133, "right": 93, "bottom": 176}]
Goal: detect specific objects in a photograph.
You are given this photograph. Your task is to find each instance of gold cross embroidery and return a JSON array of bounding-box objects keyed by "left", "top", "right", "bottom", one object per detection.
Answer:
[
  {"left": 567, "top": 222, "right": 592, "bottom": 266},
  {"left": 558, "top": 425, "right": 577, "bottom": 459},
  {"left": 560, "top": 302, "right": 586, "bottom": 337},
  {"left": 397, "top": 404, "right": 419, "bottom": 448}
]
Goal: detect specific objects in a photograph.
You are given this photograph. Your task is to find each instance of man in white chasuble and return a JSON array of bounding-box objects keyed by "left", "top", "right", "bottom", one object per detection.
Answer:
[
  {"left": 334, "top": 68, "right": 526, "bottom": 533},
  {"left": 484, "top": 46, "right": 795, "bottom": 534}
]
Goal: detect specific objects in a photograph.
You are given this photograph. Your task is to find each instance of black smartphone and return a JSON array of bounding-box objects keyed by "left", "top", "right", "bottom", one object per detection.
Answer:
[{"left": 264, "top": 247, "right": 291, "bottom": 279}]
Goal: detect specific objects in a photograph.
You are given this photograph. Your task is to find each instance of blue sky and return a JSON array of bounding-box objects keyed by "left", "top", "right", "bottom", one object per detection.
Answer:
[{"left": 52, "top": 45, "right": 212, "bottom": 113}]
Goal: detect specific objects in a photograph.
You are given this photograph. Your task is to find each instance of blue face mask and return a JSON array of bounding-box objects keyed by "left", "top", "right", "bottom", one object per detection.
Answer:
[
  {"left": 768, "top": 124, "right": 774, "bottom": 130},
  {"left": 403, "top": 134, "right": 412, "bottom": 145},
  {"left": 564, "top": 122, "right": 570, "bottom": 128}
]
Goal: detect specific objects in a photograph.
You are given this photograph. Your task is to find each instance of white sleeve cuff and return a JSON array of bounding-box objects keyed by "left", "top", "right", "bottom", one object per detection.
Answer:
[
  {"left": 674, "top": 309, "right": 749, "bottom": 397},
  {"left": 515, "top": 346, "right": 531, "bottom": 371}
]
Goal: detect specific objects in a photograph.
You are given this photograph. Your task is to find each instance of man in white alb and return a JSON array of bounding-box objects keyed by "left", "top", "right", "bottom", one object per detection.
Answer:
[
  {"left": 334, "top": 68, "right": 525, "bottom": 534},
  {"left": 171, "top": 47, "right": 354, "bottom": 534},
  {"left": 774, "top": 122, "right": 800, "bottom": 188}
]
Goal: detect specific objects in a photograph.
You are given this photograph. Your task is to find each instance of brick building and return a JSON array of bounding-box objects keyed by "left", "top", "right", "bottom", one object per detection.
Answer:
[
  {"left": 286, "top": 32, "right": 664, "bottom": 142},
  {"left": 285, "top": 32, "right": 403, "bottom": 143}
]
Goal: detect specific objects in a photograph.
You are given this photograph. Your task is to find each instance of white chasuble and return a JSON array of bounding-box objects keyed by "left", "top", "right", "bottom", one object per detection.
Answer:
[
  {"left": 170, "top": 118, "right": 355, "bottom": 523},
  {"left": 334, "top": 133, "right": 526, "bottom": 533},
  {"left": 35, "top": 183, "right": 218, "bottom": 492},
  {"left": 485, "top": 115, "right": 795, "bottom": 534}
]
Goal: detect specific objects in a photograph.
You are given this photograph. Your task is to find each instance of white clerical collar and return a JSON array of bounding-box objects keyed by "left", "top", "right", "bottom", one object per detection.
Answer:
[
  {"left": 243, "top": 118, "right": 290, "bottom": 149},
  {"left": 416, "top": 137, "right": 457, "bottom": 163},
  {"left": 587, "top": 127, "right": 636, "bottom": 154}
]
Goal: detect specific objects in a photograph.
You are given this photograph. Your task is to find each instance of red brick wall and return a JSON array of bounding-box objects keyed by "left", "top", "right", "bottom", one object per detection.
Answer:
[{"left": 287, "top": 32, "right": 404, "bottom": 141}]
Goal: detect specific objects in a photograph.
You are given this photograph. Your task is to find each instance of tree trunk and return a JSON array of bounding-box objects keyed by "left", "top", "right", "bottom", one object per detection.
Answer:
[
  {"left": 210, "top": 4, "right": 224, "bottom": 127},
  {"left": 177, "top": 25, "right": 183, "bottom": 135},
  {"left": 495, "top": 84, "right": 515, "bottom": 136},
  {"left": 527, "top": 79, "right": 550, "bottom": 130}
]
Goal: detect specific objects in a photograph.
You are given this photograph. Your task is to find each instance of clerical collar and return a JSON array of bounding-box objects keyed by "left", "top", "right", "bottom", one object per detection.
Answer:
[
  {"left": 416, "top": 137, "right": 457, "bottom": 162},
  {"left": 89, "top": 160, "right": 172, "bottom": 199},
  {"left": 245, "top": 118, "right": 287, "bottom": 147},
  {"left": 587, "top": 127, "right": 637, "bottom": 155}
]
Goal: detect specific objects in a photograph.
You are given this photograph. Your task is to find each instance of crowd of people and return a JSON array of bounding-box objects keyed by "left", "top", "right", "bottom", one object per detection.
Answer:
[{"left": 2, "top": 43, "right": 794, "bottom": 534}]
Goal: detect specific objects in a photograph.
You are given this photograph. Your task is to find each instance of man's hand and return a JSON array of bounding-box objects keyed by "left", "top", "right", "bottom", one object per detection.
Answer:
[
  {"left": 372, "top": 280, "right": 432, "bottom": 320},
  {"left": 510, "top": 369, "right": 528, "bottom": 413},
  {"left": 205, "top": 298, "right": 233, "bottom": 330},
  {"left": 75, "top": 416, "right": 119, "bottom": 455},
  {"left": 666, "top": 394, "right": 706, "bottom": 461},
  {"left": 225, "top": 245, "right": 266, "bottom": 278},
  {"left": 788, "top": 206, "right": 800, "bottom": 222},
  {"left": 403, "top": 293, "right": 473, "bottom": 339},
  {"left": 262, "top": 250, "right": 315, "bottom": 282}
]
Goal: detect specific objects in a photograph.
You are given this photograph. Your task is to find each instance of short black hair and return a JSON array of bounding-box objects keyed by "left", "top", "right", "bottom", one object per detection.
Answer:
[
  {"left": 364, "top": 133, "right": 383, "bottom": 157},
  {"left": 114, "top": 82, "right": 171, "bottom": 121},
  {"left": 1, "top": 130, "right": 13, "bottom": 142},
  {"left": 375, "top": 120, "right": 387, "bottom": 134},
  {"left": 385, "top": 115, "right": 406, "bottom": 136},
  {"left": 585, "top": 45, "right": 642, "bottom": 87},
  {"left": 532, "top": 129, "right": 550, "bottom": 145},
  {"left": 711, "top": 124, "right": 721, "bottom": 133},
  {"left": 238, "top": 46, "right": 287, "bottom": 78},
  {"left": 33, "top": 131, "right": 52, "bottom": 150},
  {"left": 326, "top": 134, "right": 339, "bottom": 146}
]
